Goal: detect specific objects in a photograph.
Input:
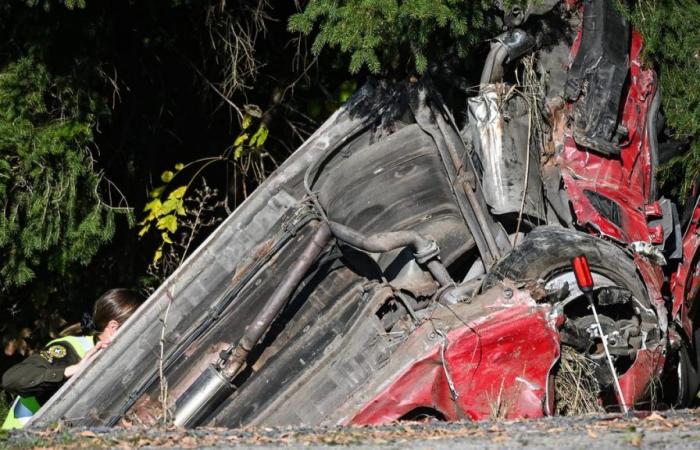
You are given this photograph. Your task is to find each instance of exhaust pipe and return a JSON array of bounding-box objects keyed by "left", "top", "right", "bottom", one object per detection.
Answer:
[
  {"left": 480, "top": 29, "right": 535, "bottom": 86},
  {"left": 173, "top": 221, "right": 331, "bottom": 427},
  {"left": 172, "top": 365, "right": 235, "bottom": 427},
  {"left": 327, "top": 221, "right": 454, "bottom": 287}
]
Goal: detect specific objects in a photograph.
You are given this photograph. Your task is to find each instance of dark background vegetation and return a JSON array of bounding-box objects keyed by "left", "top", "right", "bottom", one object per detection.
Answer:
[{"left": 0, "top": 0, "right": 697, "bottom": 416}]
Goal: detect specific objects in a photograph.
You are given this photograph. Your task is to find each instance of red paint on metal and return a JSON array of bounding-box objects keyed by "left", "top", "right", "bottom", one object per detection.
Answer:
[
  {"left": 556, "top": 29, "right": 680, "bottom": 410},
  {"left": 561, "top": 23, "right": 700, "bottom": 386},
  {"left": 350, "top": 300, "right": 560, "bottom": 424},
  {"left": 633, "top": 255, "right": 666, "bottom": 313},
  {"left": 558, "top": 32, "right": 657, "bottom": 244},
  {"left": 644, "top": 202, "right": 663, "bottom": 218},
  {"left": 671, "top": 198, "right": 700, "bottom": 337},
  {"left": 353, "top": 16, "right": 700, "bottom": 423},
  {"left": 618, "top": 348, "right": 665, "bottom": 404}
]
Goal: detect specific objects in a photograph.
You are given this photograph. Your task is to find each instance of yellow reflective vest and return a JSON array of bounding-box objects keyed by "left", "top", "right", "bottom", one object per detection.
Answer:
[{"left": 1, "top": 335, "right": 95, "bottom": 430}]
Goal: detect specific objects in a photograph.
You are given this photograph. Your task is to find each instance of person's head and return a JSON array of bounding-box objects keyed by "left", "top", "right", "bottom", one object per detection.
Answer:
[{"left": 92, "top": 289, "right": 144, "bottom": 341}]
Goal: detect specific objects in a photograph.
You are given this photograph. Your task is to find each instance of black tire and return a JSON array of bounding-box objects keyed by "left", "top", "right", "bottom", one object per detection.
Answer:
[
  {"left": 482, "top": 226, "right": 649, "bottom": 307},
  {"left": 483, "top": 227, "right": 664, "bottom": 410}
]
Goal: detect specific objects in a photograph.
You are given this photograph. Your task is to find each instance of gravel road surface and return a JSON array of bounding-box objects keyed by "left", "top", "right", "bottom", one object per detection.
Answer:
[{"left": 3, "top": 410, "right": 700, "bottom": 449}]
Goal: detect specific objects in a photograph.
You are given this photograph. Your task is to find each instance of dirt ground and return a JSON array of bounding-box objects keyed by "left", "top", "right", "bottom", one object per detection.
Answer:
[{"left": 3, "top": 409, "right": 700, "bottom": 449}]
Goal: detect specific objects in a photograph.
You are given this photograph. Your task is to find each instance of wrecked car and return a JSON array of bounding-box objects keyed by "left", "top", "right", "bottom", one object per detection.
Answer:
[{"left": 29, "top": 0, "right": 700, "bottom": 427}]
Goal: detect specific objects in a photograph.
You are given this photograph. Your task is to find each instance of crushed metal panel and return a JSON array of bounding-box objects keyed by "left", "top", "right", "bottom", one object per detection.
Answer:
[
  {"left": 565, "top": 0, "right": 630, "bottom": 155},
  {"left": 30, "top": 189, "right": 298, "bottom": 427},
  {"left": 468, "top": 84, "right": 544, "bottom": 220},
  {"left": 348, "top": 285, "right": 560, "bottom": 424}
]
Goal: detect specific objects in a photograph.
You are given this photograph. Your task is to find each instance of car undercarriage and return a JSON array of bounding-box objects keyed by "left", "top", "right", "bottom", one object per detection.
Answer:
[{"left": 30, "top": 0, "right": 700, "bottom": 428}]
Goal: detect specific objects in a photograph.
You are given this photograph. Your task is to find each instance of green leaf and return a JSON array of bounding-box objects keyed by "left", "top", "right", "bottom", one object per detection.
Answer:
[
  {"left": 144, "top": 199, "right": 162, "bottom": 214},
  {"left": 415, "top": 52, "right": 428, "bottom": 74},
  {"left": 234, "top": 145, "right": 244, "bottom": 160},
  {"left": 338, "top": 80, "right": 357, "bottom": 103},
  {"left": 160, "top": 198, "right": 180, "bottom": 215},
  {"left": 156, "top": 214, "right": 178, "bottom": 233},
  {"left": 161, "top": 232, "right": 173, "bottom": 244},
  {"left": 161, "top": 170, "right": 175, "bottom": 183},
  {"left": 250, "top": 125, "right": 269, "bottom": 148},
  {"left": 138, "top": 223, "right": 151, "bottom": 237},
  {"left": 153, "top": 247, "right": 163, "bottom": 264},
  {"left": 242, "top": 114, "right": 252, "bottom": 130},
  {"left": 142, "top": 199, "right": 162, "bottom": 223},
  {"left": 149, "top": 186, "right": 166, "bottom": 199},
  {"left": 168, "top": 186, "right": 187, "bottom": 200},
  {"left": 234, "top": 133, "right": 249, "bottom": 147}
]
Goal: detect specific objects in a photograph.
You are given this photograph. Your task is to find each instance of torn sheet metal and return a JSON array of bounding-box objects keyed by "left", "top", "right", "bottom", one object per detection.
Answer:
[
  {"left": 468, "top": 84, "right": 544, "bottom": 220},
  {"left": 565, "top": 0, "right": 630, "bottom": 155},
  {"left": 349, "top": 286, "right": 560, "bottom": 424},
  {"left": 671, "top": 199, "right": 700, "bottom": 336},
  {"left": 558, "top": 30, "right": 658, "bottom": 244}
]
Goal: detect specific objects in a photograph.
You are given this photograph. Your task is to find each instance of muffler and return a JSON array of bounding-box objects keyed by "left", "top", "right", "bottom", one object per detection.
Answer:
[{"left": 173, "top": 221, "right": 331, "bottom": 427}]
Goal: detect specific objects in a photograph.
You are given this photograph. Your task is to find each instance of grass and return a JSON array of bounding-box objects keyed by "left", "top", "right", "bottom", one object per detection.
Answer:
[{"left": 554, "top": 346, "right": 605, "bottom": 416}]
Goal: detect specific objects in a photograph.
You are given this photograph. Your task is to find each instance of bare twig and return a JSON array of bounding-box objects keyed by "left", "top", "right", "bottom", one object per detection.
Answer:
[
  {"left": 513, "top": 56, "right": 546, "bottom": 244},
  {"left": 554, "top": 346, "right": 605, "bottom": 415},
  {"left": 147, "top": 179, "right": 226, "bottom": 287},
  {"left": 205, "top": 1, "right": 272, "bottom": 98},
  {"left": 159, "top": 286, "right": 174, "bottom": 424},
  {"left": 184, "top": 57, "right": 244, "bottom": 121}
]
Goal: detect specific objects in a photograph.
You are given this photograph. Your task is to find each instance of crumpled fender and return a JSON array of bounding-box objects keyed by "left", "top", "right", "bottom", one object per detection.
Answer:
[{"left": 350, "top": 285, "right": 561, "bottom": 424}]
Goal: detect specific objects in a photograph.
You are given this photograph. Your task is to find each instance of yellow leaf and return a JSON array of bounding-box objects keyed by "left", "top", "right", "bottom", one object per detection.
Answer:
[
  {"left": 234, "top": 133, "right": 249, "bottom": 147},
  {"left": 160, "top": 198, "right": 179, "bottom": 215},
  {"left": 149, "top": 186, "right": 165, "bottom": 199},
  {"left": 156, "top": 214, "right": 178, "bottom": 233},
  {"left": 169, "top": 186, "right": 187, "bottom": 200},
  {"left": 153, "top": 248, "right": 163, "bottom": 263},
  {"left": 176, "top": 204, "right": 186, "bottom": 216},
  {"left": 138, "top": 224, "right": 151, "bottom": 237},
  {"left": 161, "top": 170, "right": 175, "bottom": 183},
  {"left": 234, "top": 145, "right": 244, "bottom": 160},
  {"left": 139, "top": 210, "right": 156, "bottom": 224},
  {"left": 174, "top": 162, "right": 185, "bottom": 171},
  {"left": 250, "top": 125, "right": 268, "bottom": 148},
  {"left": 242, "top": 114, "right": 252, "bottom": 130},
  {"left": 162, "top": 232, "right": 173, "bottom": 244},
  {"left": 144, "top": 199, "right": 162, "bottom": 214}
]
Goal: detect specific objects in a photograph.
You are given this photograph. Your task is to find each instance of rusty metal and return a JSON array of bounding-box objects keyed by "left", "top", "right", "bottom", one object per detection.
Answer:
[
  {"left": 327, "top": 221, "right": 454, "bottom": 287},
  {"left": 172, "top": 221, "right": 331, "bottom": 427}
]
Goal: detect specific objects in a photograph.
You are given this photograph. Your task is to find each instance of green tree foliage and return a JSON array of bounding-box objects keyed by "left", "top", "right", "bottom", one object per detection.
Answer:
[
  {"left": 24, "top": 0, "right": 86, "bottom": 10},
  {"left": 0, "top": 57, "right": 118, "bottom": 289},
  {"left": 289, "top": 0, "right": 502, "bottom": 74},
  {"left": 626, "top": 0, "right": 700, "bottom": 197},
  {"left": 0, "top": 0, "right": 350, "bottom": 345}
]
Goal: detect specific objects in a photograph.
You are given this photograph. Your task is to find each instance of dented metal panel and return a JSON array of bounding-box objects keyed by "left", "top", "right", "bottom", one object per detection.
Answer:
[
  {"left": 349, "top": 285, "right": 560, "bottom": 423},
  {"left": 468, "top": 84, "right": 544, "bottom": 219}
]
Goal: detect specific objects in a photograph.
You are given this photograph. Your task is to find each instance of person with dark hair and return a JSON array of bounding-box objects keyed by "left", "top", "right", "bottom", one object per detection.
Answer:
[{"left": 1, "top": 289, "right": 144, "bottom": 429}]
